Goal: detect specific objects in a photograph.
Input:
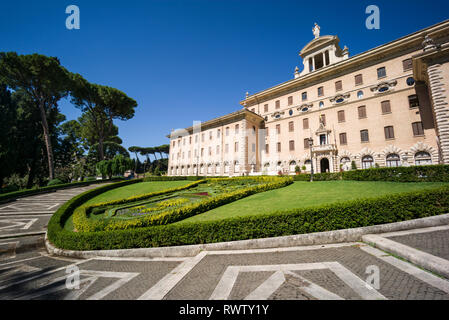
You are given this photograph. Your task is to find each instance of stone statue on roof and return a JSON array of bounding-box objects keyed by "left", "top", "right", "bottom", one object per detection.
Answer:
[{"left": 313, "top": 23, "right": 320, "bottom": 39}]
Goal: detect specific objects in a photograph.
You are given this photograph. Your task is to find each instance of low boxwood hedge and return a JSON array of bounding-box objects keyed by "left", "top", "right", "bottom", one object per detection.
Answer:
[
  {"left": 0, "top": 177, "right": 126, "bottom": 204},
  {"left": 47, "top": 180, "right": 449, "bottom": 251}
]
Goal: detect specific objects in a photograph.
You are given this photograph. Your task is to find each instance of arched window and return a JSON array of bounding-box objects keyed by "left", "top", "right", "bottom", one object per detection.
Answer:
[
  {"left": 362, "top": 155, "right": 374, "bottom": 169},
  {"left": 207, "top": 164, "right": 212, "bottom": 174},
  {"left": 415, "top": 151, "right": 432, "bottom": 165},
  {"left": 234, "top": 161, "right": 240, "bottom": 173},
  {"left": 200, "top": 164, "right": 204, "bottom": 174},
  {"left": 357, "top": 90, "right": 364, "bottom": 99},
  {"left": 319, "top": 101, "right": 324, "bottom": 108},
  {"left": 187, "top": 165, "right": 191, "bottom": 175},
  {"left": 289, "top": 161, "right": 296, "bottom": 172},
  {"left": 386, "top": 153, "right": 401, "bottom": 167},
  {"left": 224, "top": 162, "right": 229, "bottom": 173},
  {"left": 215, "top": 163, "right": 220, "bottom": 174},
  {"left": 264, "top": 162, "right": 270, "bottom": 168},
  {"left": 340, "top": 157, "right": 351, "bottom": 171},
  {"left": 181, "top": 166, "right": 185, "bottom": 175}
]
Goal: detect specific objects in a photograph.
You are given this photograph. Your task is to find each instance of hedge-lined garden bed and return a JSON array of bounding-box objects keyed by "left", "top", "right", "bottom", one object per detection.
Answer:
[{"left": 47, "top": 177, "right": 449, "bottom": 250}]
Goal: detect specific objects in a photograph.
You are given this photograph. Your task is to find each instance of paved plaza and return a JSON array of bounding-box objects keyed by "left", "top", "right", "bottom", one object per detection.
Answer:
[{"left": 0, "top": 185, "right": 448, "bottom": 300}]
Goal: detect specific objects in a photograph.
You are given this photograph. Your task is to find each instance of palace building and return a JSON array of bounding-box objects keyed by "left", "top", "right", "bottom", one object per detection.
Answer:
[{"left": 167, "top": 20, "right": 449, "bottom": 176}]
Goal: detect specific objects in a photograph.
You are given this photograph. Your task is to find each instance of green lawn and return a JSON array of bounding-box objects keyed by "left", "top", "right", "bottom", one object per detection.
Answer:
[
  {"left": 175, "top": 180, "right": 449, "bottom": 225},
  {"left": 84, "top": 180, "right": 192, "bottom": 205}
]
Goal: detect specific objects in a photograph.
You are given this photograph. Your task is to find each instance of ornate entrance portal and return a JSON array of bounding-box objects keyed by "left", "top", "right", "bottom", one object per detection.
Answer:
[{"left": 320, "top": 158, "right": 330, "bottom": 173}]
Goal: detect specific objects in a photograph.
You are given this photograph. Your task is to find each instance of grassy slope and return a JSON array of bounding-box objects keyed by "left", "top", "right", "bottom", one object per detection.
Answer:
[
  {"left": 175, "top": 180, "right": 449, "bottom": 225},
  {"left": 83, "top": 181, "right": 192, "bottom": 205}
]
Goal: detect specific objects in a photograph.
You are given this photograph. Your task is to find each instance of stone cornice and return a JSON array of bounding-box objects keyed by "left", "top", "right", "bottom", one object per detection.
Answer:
[
  {"left": 241, "top": 19, "right": 449, "bottom": 107},
  {"left": 167, "top": 109, "right": 264, "bottom": 138}
]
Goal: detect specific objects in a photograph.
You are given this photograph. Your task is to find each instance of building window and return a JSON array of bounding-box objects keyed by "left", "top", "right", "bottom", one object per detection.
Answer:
[
  {"left": 225, "top": 144, "right": 229, "bottom": 153},
  {"left": 235, "top": 124, "right": 239, "bottom": 135},
  {"left": 289, "top": 109, "right": 293, "bottom": 116},
  {"left": 289, "top": 161, "right": 297, "bottom": 172},
  {"left": 358, "top": 106, "right": 367, "bottom": 119},
  {"left": 208, "top": 147, "right": 212, "bottom": 156},
  {"left": 173, "top": 141, "right": 176, "bottom": 147},
  {"left": 201, "top": 148, "right": 204, "bottom": 156},
  {"left": 403, "top": 58, "right": 413, "bottom": 71},
  {"left": 225, "top": 127, "right": 229, "bottom": 136},
  {"left": 217, "top": 129, "right": 221, "bottom": 138},
  {"left": 209, "top": 131, "right": 213, "bottom": 140},
  {"left": 234, "top": 142, "right": 239, "bottom": 152},
  {"left": 355, "top": 74, "right": 363, "bottom": 86},
  {"left": 309, "top": 58, "right": 313, "bottom": 72},
  {"left": 318, "top": 87, "right": 324, "bottom": 97},
  {"left": 335, "top": 80, "right": 342, "bottom": 92},
  {"left": 357, "top": 90, "right": 364, "bottom": 99},
  {"left": 381, "top": 100, "right": 391, "bottom": 114},
  {"left": 406, "top": 77, "right": 415, "bottom": 86},
  {"left": 277, "top": 142, "right": 281, "bottom": 152},
  {"left": 302, "top": 92, "right": 307, "bottom": 101},
  {"left": 201, "top": 133, "right": 205, "bottom": 142},
  {"left": 264, "top": 104, "right": 268, "bottom": 112},
  {"left": 337, "top": 110, "right": 345, "bottom": 122},
  {"left": 304, "top": 138, "right": 310, "bottom": 149},
  {"left": 275, "top": 100, "right": 280, "bottom": 109},
  {"left": 289, "top": 140, "right": 295, "bottom": 151},
  {"left": 360, "top": 129, "right": 369, "bottom": 142},
  {"left": 288, "top": 121, "right": 294, "bottom": 132},
  {"left": 386, "top": 153, "right": 401, "bottom": 167},
  {"left": 216, "top": 145, "right": 220, "bottom": 154},
  {"left": 415, "top": 151, "right": 432, "bottom": 165},
  {"left": 408, "top": 95, "right": 419, "bottom": 108},
  {"left": 276, "top": 124, "right": 280, "bottom": 134},
  {"left": 319, "top": 101, "right": 324, "bottom": 108},
  {"left": 339, "top": 133, "right": 347, "bottom": 145},
  {"left": 265, "top": 144, "right": 269, "bottom": 154},
  {"left": 288, "top": 96, "right": 293, "bottom": 105},
  {"left": 377, "top": 67, "right": 387, "bottom": 79},
  {"left": 303, "top": 118, "right": 309, "bottom": 129},
  {"left": 320, "top": 114, "right": 326, "bottom": 126},
  {"left": 189, "top": 136, "right": 192, "bottom": 144},
  {"left": 362, "top": 155, "right": 374, "bottom": 169},
  {"left": 412, "top": 122, "right": 424, "bottom": 136},
  {"left": 384, "top": 126, "right": 395, "bottom": 140}
]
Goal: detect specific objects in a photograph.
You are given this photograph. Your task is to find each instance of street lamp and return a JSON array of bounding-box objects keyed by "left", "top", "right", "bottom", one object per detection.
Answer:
[{"left": 308, "top": 138, "right": 314, "bottom": 182}]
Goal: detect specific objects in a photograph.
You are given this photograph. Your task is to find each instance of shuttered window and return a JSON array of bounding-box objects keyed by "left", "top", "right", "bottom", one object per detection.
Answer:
[
  {"left": 412, "top": 122, "right": 424, "bottom": 136},
  {"left": 338, "top": 110, "right": 345, "bottom": 122},
  {"left": 355, "top": 74, "right": 363, "bottom": 86},
  {"left": 360, "top": 129, "right": 369, "bottom": 142},
  {"left": 288, "top": 96, "right": 293, "bottom": 105},
  {"left": 304, "top": 138, "right": 310, "bottom": 149},
  {"left": 381, "top": 100, "right": 391, "bottom": 114},
  {"left": 403, "top": 58, "right": 413, "bottom": 71},
  {"left": 339, "top": 133, "right": 347, "bottom": 145},
  {"left": 303, "top": 118, "right": 309, "bottom": 129},
  {"left": 384, "top": 126, "right": 395, "bottom": 139},
  {"left": 276, "top": 124, "right": 281, "bottom": 134},
  {"left": 318, "top": 87, "right": 324, "bottom": 97},
  {"left": 277, "top": 142, "right": 281, "bottom": 152},
  {"left": 275, "top": 100, "right": 280, "bottom": 109},
  {"left": 358, "top": 106, "right": 367, "bottom": 119},
  {"left": 289, "top": 140, "right": 295, "bottom": 151},
  {"left": 335, "top": 80, "right": 342, "bottom": 91},
  {"left": 289, "top": 121, "right": 294, "bottom": 132}
]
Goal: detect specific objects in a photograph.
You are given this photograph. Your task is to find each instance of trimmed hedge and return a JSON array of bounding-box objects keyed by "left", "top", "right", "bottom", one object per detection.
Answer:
[
  {"left": 73, "top": 176, "right": 293, "bottom": 232},
  {"left": 341, "top": 165, "right": 449, "bottom": 182},
  {"left": 0, "top": 177, "right": 126, "bottom": 204},
  {"left": 292, "top": 165, "right": 449, "bottom": 183},
  {"left": 47, "top": 184, "right": 449, "bottom": 251}
]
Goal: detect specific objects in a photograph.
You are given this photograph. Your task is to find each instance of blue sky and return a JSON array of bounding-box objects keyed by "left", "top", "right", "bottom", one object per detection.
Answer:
[{"left": 1, "top": 0, "right": 448, "bottom": 160}]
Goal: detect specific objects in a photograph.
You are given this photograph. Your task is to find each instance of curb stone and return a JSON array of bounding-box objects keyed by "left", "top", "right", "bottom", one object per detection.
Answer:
[{"left": 45, "top": 213, "right": 449, "bottom": 258}]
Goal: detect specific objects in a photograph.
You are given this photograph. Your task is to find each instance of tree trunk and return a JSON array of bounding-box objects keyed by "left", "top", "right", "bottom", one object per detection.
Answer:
[
  {"left": 37, "top": 101, "right": 55, "bottom": 181},
  {"left": 98, "top": 137, "right": 105, "bottom": 161}
]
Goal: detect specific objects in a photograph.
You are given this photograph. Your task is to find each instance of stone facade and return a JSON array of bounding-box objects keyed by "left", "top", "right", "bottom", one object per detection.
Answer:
[{"left": 168, "top": 21, "right": 449, "bottom": 176}]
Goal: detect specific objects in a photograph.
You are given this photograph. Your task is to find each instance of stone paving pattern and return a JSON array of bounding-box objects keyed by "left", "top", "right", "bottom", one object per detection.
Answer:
[{"left": 387, "top": 230, "right": 449, "bottom": 261}]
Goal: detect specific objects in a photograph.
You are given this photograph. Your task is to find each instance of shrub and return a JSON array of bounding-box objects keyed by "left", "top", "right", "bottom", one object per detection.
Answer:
[
  {"left": 47, "top": 179, "right": 63, "bottom": 186},
  {"left": 342, "top": 165, "right": 449, "bottom": 182},
  {"left": 47, "top": 184, "right": 449, "bottom": 251},
  {"left": 293, "top": 172, "right": 341, "bottom": 181}
]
